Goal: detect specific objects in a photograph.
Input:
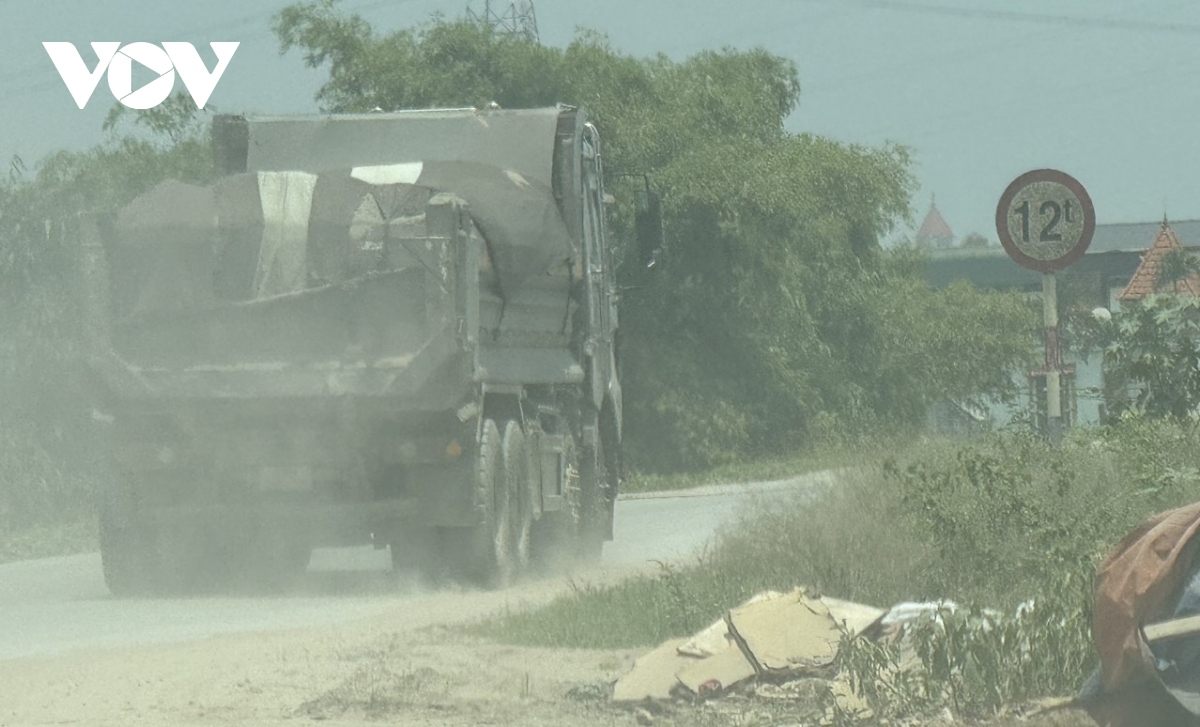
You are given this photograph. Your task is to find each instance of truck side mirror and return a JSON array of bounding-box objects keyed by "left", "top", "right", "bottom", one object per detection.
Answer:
[{"left": 634, "top": 189, "right": 663, "bottom": 270}]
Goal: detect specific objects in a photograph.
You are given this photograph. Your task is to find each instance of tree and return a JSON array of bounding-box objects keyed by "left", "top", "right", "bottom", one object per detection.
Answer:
[
  {"left": 960, "top": 232, "right": 989, "bottom": 248},
  {"left": 1156, "top": 248, "right": 1200, "bottom": 291},
  {"left": 0, "top": 88, "right": 216, "bottom": 523},
  {"left": 1075, "top": 295, "right": 1200, "bottom": 420},
  {"left": 272, "top": 0, "right": 1036, "bottom": 468}
]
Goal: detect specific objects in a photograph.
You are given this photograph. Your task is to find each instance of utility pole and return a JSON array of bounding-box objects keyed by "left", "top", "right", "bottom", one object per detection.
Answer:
[
  {"left": 466, "top": 0, "right": 540, "bottom": 43},
  {"left": 1042, "top": 272, "right": 1063, "bottom": 443}
]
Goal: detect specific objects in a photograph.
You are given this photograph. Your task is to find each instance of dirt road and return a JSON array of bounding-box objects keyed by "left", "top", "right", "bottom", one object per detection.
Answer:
[{"left": 0, "top": 475, "right": 830, "bottom": 726}]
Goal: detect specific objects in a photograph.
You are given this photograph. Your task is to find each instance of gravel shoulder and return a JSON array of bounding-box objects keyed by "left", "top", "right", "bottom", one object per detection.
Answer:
[{"left": 0, "top": 564, "right": 651, "bottom": 727}]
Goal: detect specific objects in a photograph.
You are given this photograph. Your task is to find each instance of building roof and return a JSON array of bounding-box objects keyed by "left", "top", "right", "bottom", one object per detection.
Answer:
[
  {"left": 1119, "top": 222, "right": 1200, "bottom": 300},
  {"left": 916, "top": 202, "right": 954, "bottom": 242},
  {"left": 1091, "top": 218, "right": 1200, "bottom": 253}
]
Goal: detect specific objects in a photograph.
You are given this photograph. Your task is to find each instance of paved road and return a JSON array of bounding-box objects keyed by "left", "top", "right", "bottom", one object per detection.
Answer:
[{"left": 0, "top": 472, "right": 834, "bottom": 662}]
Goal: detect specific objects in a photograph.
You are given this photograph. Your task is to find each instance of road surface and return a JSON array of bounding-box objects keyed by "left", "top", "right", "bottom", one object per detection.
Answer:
[{"left": 0, "top": 472, "right": 835, "bottom": 663}]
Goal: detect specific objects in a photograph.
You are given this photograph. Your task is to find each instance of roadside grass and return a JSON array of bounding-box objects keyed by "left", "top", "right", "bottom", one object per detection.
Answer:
[
  {"left": 0, "top": 413, "right": 101, "bottom": 564},
  {"left": 477, "top": 562, "right": 765, "bottom": 649},
  {"left": 0, "top": 515, "right": 98, "bottom": 564},
  {"left": 474, "top": 417, "right": 1200, "bottom": 719}
]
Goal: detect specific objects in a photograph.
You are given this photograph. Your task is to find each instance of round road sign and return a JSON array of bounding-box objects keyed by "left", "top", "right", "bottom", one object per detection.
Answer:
[{"left": 995, "top": 169, "right": 1095, "bottom": 273}]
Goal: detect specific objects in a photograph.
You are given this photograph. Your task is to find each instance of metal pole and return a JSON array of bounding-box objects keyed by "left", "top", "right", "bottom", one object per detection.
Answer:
[{"left": 1043, "top": 272, "right": 1062, "bottom": 443}]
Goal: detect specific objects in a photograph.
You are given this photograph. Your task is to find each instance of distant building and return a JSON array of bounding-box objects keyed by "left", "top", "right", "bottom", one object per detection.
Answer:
[
  {"left": 915, "top": 199, "right": 955, "bottom": 248},
  {"left": 1119, "top": 221, "right": 1200, "bottom": 301},
  {"left": 923, "top": 218, "right": 1200, "bottom": 431}
]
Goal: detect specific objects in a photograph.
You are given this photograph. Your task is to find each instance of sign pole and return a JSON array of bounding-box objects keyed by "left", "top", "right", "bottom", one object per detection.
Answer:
[
  {"left": 995, "top": 168, "right": 1095, "bottom": 444},
  {"left": 1042, "top": 272, "right": 1062, "bottom": 443}
]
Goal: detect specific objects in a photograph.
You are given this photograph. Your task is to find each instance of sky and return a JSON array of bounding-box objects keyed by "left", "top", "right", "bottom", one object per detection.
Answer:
[{"left": 3, "top": 0, "right": 1200, "bottom": 243}]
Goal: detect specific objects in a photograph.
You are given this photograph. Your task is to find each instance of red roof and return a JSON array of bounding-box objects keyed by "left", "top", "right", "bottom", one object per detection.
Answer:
[
  {"left": 1119, "top": 222, "right": 1200, "bottom": 301},
  {"left": 917, "top": 203, "right": 954, "bottom": 241}
]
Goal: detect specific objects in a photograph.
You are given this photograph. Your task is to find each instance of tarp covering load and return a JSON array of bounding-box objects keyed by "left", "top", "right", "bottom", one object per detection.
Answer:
[
  {"left": 207, "top": 170, "right": 443, "bottom": 302},
  {"left": 112, "top": 163, "right": 572, "bottom": 313},
  {"left": 343, "top": 159, "right": 573, "bottom": 297},
  {"left": 111, "top": 172, "right": 429, "bottom": 311},
  {"left": 109, "top": 179, "right": 218, "bottom": 316},
  {"left": 1079, "top": 501, "right": 1200, "bottom": 726},
  {"left": 411, "top": 160, "right": 571, "bottom": 297},
  {"left": 240, "top": 109, "right": 563, "bottom": 188},
  {"left": 233, "top": 109, "right": 577, "bottom": 297}
]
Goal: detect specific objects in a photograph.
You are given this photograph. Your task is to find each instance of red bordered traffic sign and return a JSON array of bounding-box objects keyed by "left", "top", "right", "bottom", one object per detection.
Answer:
[{"left": 995, "top": 169, "right": 1095, "bottom": 273}]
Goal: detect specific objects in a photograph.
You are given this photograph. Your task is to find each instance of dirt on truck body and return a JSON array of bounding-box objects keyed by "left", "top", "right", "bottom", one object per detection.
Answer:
[{"left": 79, "top": 105, "right": 625, "bottom": 595}]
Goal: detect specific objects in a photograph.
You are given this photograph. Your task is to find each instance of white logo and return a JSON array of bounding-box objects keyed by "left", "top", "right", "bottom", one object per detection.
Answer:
[{"left": 43, "top": 42, "right": 239, "bottom": 110}]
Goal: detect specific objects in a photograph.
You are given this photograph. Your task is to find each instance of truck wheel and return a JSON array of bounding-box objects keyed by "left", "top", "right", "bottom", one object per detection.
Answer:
[
  {"left": 577, "top": 432, "right": 610, "bottom": 563},
  {"left": 97, "top": 490, "right": 152, "bottom": 596},
  {"left": 503, "top": 420, "right": 535, "bottom": 577},
  {"left": 453, "top": 418, "right": 517, "bottom": 588}
]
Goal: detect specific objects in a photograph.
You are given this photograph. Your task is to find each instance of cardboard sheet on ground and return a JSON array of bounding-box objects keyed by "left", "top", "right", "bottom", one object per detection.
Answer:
[
  {"left": 676, "top": 643, "right": 757, "bottom": 694},
  {"left": 613, "top": 588, "right": 880, "bottom": 703},
  {"left": 822, "top": 597, "right": 887, "bottom": 636},
  {"left": 676, "top": 593, "right": 883, "bottom": 661},
  {"left": 729, "top": 589, "right": 840, "bottom": 673},
  {"left": 612, "top": 638, "right": 694, "bottom": 703},
  {"left": 677, "top": 591, "right": 780, "bottom": 658}
]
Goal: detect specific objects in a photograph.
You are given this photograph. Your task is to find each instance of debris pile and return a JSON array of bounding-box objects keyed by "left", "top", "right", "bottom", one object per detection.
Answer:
[
  {"left": 612, "top": 588, "right": 887, "bottom": 719},
  {"left": 1079, "top": 500, "right": 1200, "bottom": 727}
]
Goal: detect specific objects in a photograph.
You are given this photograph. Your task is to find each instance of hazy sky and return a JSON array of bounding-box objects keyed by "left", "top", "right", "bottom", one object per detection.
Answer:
[{"left": 4, "top": 0, "right": 1200, "bottom": 242}]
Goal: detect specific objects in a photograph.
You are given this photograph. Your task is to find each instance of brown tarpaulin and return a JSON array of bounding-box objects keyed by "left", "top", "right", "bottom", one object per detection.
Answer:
[{"left": 1086, "top": 501, "right": 1200, "bottom": 726}]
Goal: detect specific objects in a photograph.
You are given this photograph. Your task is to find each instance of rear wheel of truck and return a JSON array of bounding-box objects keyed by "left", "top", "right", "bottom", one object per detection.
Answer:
[
  {"left": 503, "top": 420, "right": 536, "bottom": 578},
  {"left": 577, "top": 432, "right": 610, "bottom": 563},
  {"left": 447, "top": 418, "right": 517, "bottom": 588}
]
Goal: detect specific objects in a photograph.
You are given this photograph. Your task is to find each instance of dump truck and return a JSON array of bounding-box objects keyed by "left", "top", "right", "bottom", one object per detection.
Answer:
[{"left": 80, "top": 106, "right": 626, "bottom": 594}]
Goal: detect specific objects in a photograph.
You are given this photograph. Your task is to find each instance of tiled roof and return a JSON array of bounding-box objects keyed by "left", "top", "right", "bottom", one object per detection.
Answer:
[
  {"left": 917, "top": 203, "right": 954, "bottom": 241},
  {"left": 1119, "top": 222, "right": 1200, "bottom": 301}
]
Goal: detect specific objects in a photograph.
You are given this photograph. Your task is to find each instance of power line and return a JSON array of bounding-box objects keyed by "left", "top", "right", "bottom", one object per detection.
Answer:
[
  {"left": 813, "top": 0, "right": 1200, "bottom": 35},
  {"left": 864, "top": 53, "right": 1196, "bottom": 145}
]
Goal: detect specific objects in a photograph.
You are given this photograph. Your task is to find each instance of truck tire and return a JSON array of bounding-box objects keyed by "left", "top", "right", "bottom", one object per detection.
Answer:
[
  {"left": 97, "top": 489, "right": 152, "bottom": 596},
  {"left": 503, "top": 420, "right": 535, "bottom": 577},
  {"left": 577, "top": 432, "right": 610, "bottom": 563},
  {"left": 449, "top": 418, "right": 517, "bottom": 588},
  {"left": 99, "top": 487, "right": 210, "bottom": 597}
]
